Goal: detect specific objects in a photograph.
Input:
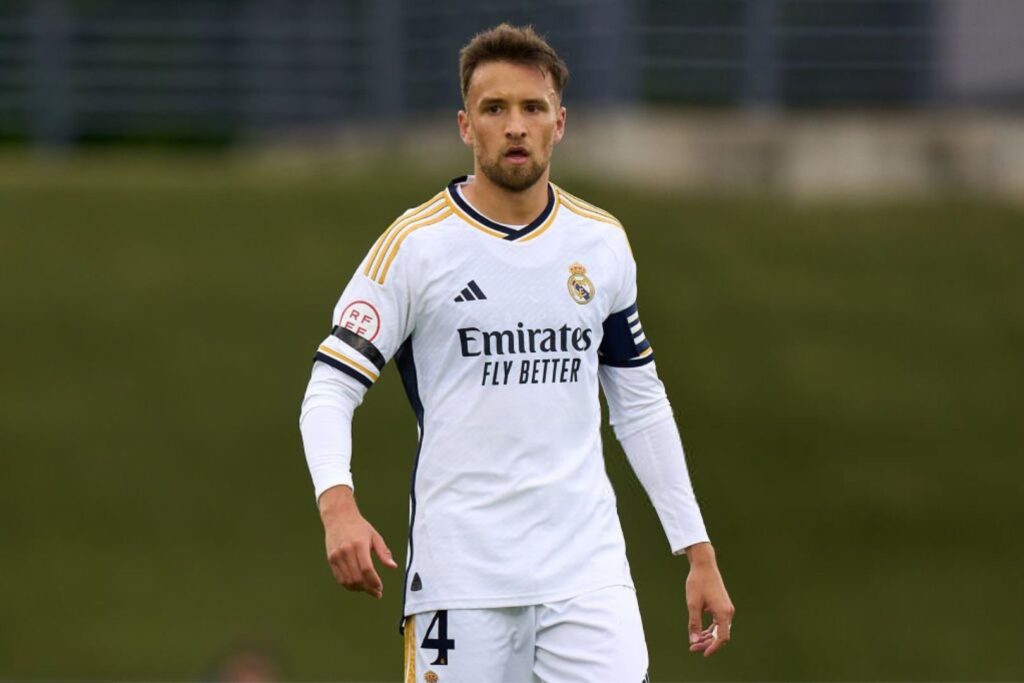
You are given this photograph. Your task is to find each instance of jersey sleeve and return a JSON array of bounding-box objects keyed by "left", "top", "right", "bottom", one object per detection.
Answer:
[
  {"left": 599, "top": 233, "right": 666, "bottom": 432},
  {"left": 598, "top": 232, "right": 709, "bottom": 553},
  {"left": 598, "top": 241, "right": 654, "bottom": 369},
  {"left": 299, "top": 238, "right": 417, "bottom": 499},
  {"left": 311, "top": 242, "right": 416, "bottom": 388}
]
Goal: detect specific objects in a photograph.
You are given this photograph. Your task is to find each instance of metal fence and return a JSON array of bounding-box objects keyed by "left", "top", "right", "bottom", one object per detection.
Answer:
[{"left": 0, "top": 0, "right": 1020, "bottom": 147}]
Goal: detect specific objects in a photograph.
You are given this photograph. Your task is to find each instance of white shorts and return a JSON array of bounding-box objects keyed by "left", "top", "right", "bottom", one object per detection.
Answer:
[{"left": 402, "top": 585, "right": 649, "bottom": 683}]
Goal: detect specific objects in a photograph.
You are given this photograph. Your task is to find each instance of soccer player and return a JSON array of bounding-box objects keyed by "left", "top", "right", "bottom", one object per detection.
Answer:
[{"left": 300, "top": 23, "right": 734, "bottom": 682}]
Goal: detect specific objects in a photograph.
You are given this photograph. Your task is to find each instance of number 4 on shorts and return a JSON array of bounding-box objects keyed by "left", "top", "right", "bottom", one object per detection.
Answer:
[{"left": 421, "top": 610, "right": 455, "bottom": 665}]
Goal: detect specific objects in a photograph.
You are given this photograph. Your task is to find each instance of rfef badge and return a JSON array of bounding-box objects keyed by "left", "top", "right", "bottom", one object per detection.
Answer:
[
  {"left": 339, "top": 300, "right": 381, "bottom": 341},
  {"left": 567, "top": 262, "right": 595, "bottom": 305}
]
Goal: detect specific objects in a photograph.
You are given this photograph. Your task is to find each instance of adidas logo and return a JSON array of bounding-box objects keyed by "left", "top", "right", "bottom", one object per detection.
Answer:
[
  {"left": 454, "top": 280, "right": 487, "bottom": 303},
  {"left": 410, "top": 572, "right": 423, "bottom": 591}
]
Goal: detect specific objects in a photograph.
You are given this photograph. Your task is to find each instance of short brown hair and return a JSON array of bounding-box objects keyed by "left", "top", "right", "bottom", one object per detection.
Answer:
[{"left": 459, "top": 24, "right": 569, "bottom": 103}]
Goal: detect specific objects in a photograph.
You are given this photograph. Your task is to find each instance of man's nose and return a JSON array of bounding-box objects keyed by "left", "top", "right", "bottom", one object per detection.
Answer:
[{"left": 505, "top": 110, "right": 527, "bottom": 138}]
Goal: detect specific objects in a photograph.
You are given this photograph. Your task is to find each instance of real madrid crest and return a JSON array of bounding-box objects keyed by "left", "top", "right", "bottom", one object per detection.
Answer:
[
  {"left": 567, "top": 262, "right": 595, "bottom": 305},
  {"left": 424, "top": 672, "right": 439, "bottom": 683}
]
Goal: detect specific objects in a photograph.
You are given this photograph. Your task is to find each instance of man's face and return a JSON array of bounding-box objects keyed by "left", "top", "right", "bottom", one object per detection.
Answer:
[{"left": 458, "top": 60, "right": 566, "bottom": 193}]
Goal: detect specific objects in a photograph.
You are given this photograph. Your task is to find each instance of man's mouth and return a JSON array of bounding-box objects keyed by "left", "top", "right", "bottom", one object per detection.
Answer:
[{"left": 504, "top": 147, "right": 530, "bottom": 164}]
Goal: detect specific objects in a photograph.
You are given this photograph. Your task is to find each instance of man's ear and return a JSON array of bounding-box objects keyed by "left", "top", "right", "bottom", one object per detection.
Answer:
[
  {"left": 553, "top": 105, "right": 567, "bottom": 145},
  {"left": 457, "top": 110, "right": 473, "bottom": 147}
]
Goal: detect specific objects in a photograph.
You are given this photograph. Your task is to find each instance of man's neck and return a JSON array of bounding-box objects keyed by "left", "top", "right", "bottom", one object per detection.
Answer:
[{"left": 460, "top": 169, "right": 550, "bottom": 226}]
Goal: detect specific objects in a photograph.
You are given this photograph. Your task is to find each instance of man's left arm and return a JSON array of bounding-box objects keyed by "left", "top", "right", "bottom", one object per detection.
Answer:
[
  {"left": 597, "top": 229, "right": 735, "bottom": 655},
  {"left": 599, "top": 359, "right": 735, "bottom": 656}
]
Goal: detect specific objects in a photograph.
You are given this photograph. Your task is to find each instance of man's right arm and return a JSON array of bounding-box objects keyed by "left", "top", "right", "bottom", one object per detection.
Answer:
[
  {"left": 300, "top": 361, "right": 399, "bottom": 598},
  {"left": 299, "top": 227, "right": 419, "bottom": 599}
]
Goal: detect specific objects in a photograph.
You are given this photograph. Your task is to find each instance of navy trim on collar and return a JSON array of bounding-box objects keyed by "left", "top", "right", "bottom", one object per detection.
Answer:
[{"left": 447, "top": 176, "right": 556, "bottom": 241}]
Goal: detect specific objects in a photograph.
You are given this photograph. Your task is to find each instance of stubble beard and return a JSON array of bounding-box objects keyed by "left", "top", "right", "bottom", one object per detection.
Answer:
[{"left": 477, "top": 153, "right": 548, "bottom": 193}]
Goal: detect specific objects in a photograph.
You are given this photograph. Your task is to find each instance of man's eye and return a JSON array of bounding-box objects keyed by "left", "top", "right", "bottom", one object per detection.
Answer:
[
  {"left": 525, "top": 104, "right": 539, "bottom": 113},
  {"left": 487, "top": 105, "right": 502, "bottom": 114}
]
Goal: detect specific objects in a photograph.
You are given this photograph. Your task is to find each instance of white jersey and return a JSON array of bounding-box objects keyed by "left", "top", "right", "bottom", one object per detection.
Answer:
[{"left": 310, "top": 175, "right": 689, "bottom": 618}]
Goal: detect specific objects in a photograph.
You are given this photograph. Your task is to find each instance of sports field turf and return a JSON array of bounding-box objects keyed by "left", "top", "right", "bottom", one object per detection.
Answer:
[{"left": 1, "top": 153, "right": 1021, "bottom": 680}]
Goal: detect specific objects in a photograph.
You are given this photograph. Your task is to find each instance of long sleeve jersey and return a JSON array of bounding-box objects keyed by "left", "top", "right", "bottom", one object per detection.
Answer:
[{"left": 300, "top": 176, "right": 709, "bottom": 619}]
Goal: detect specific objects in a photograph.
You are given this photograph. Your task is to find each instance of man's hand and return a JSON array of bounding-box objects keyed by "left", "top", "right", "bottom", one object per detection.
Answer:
[
  {"left": 318, "top": 485, "right": 399, "bottom": 599},
  {"left": 684, "top": 542, "right": 735, "bottom": 657}
]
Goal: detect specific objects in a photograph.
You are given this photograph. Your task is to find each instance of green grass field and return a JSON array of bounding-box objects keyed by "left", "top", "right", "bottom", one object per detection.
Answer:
[{"left": 1, "top": 153, "right": 1022, "bottom": 681}]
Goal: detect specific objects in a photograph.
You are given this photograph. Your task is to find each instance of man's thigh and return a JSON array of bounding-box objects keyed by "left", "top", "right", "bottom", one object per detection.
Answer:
[
  {"left": 533, "top": 585, "right": 649, "bottom": 683},
  {"left": 404, "top": 606, "right": 534, "bottom": 683}
]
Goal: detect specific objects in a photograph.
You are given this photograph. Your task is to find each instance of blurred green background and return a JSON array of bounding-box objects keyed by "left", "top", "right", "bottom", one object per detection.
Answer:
[{"left": 1, "top": 153, "right": 1022, "bottom": 681}]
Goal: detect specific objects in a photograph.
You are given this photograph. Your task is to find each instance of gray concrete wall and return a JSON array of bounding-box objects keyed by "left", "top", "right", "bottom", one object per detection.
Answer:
[
  {"left": 940, "top": 0, "right": 1024, "bottom": 104},
  {"left": 562, "top": 111, "right": 1024, "bottom": 198},
  {"left": 263, "top": 110, "right": 1024, "bottom": 200}
]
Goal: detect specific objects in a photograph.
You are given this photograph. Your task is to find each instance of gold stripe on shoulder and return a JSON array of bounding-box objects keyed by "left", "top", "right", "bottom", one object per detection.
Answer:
[
  {"left": 370, "top": 205, "right": 450, "bottom": 282},
  {"left": 365, "top": 192, "right": 446, "bottom": 276},
  {"left": 559, "top": 196, "right": 623, "bottom": 229},
  {"left": 558, "top": 192, "right": 622, "bottom": 227},
  {"left": 444, "top": 194, "right": 508, "bottom": 239},
  {"left": 552, "top": 185, "right": 620, "bottom": 222},
  {"left": 364, "top": 192, "right": 446, "bottom": 276},
  {"left": 365, "top": 198, "right": 433, "bottom": 276},
  {"left": 376, "top": 208, "right": 454, "bottom": 284},
  {"left": 556, "top": 191, "right": 632, "bottom": 255},
  {"left": 563, "top": 192, "right": 620, "bottom": 222},
  {"left": 368, "top": 201, "right": 447, "bottom": 279}
]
